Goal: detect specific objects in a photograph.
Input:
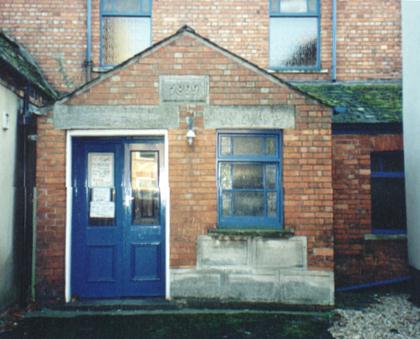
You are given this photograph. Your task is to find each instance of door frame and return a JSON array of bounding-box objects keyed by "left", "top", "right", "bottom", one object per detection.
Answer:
[{"left": 65, "top": 129, "right": 170, "bottom": 302}]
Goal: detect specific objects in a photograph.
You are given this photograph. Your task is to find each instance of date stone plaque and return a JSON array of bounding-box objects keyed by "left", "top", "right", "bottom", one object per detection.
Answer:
[{"left": 160, "top": 76, "right": 209, "bottom": 103}]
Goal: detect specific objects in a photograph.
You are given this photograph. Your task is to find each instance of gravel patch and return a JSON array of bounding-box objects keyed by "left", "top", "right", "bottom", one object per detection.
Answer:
[{"left": 329, "top": 294, "right": 420, "bottom": 339}]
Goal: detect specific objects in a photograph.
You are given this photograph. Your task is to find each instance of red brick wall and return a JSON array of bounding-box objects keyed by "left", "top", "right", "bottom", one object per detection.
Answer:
[
  {"left": 36, "top": 115, "right": 66, "bottom": 300},
  {"left": 0, "top": 0, "right": 401, "bottom": 92},
  {"left": 333, "top": 133, "right": 409, "bottom": 287},
  {"left": 336, "top": 0, "right": 402, "bottom": 80},
  {"left": 35, "top": 32, "right": 333, "bottom": 299}
]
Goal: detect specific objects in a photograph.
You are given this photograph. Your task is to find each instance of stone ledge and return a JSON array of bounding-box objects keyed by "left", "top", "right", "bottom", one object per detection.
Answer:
[
  {"left": 170, "top": 268, "right": 334, "bottom": 306},
  {"left": 207, "top": 228, "right": 294, "bottom": 239},
  {"left": 364, "top": 233, "right": 407, "bottom": 241}
]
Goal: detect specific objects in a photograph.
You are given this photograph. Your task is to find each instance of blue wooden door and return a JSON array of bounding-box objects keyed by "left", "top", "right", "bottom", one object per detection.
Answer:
[{"left": 71, "top": 137, "right": 165, "bottom": 298}]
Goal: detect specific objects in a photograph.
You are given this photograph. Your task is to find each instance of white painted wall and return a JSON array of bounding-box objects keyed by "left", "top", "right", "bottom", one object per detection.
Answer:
[
  {"left": 0, "top": 84, "right": 19, "bottom": 309},
  {"left": 402, "top": 0, "right": 420, "bottom": 270}
]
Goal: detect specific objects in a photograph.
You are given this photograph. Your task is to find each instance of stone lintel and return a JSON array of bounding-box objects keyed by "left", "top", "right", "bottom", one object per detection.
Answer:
[
  {"left": 203, "top": 105, "right": 295, "bottom": 129},
  {"left": 53, "top": 104, "right": 179, "bottom": 129}
]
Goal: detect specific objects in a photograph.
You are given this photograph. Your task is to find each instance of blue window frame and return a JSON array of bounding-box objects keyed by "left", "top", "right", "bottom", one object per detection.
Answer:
[
  {"left": 101, "top": 0, "right": 152, "bottom": 66},
  {"left": 269, "top": 0, "right": 320, "bottom": 70},
  {"left": 217, "top": 131, "right": 283, "bottom": 229},
  {"left": 370, "top": 151, "right": 406, "bottom": 234}
]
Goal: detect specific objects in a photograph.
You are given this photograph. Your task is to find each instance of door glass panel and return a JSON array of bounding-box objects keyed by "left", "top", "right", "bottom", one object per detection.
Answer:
[
  {"left": 87, "top": 152, "right": 115, "bottom": 226},
  {"left": 131, "top": 151, "right": 160, "bottom": 225}
]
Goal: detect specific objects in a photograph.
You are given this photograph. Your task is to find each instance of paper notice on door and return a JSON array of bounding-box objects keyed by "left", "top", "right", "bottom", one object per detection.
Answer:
[
  {"left": 90, "top": 201, "right": 115, "bottom": 218},
  {"left": 88, "top": 153, "right": 114, "bottom": 188},
  {"left": 92, "top": 187, "right": 111, "bottom": 202}
]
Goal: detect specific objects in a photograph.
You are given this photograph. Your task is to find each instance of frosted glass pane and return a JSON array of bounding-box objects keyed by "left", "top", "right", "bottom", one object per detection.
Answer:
[
  {"left": 103, "top": 0, "right": 113, "bottom": 12},
  {"left": 270, "top": 17, "right": 317, "bottom": 67},
  {"left": 280, "top": 0, "right": 307, "bottom": 13},
  {"left": 266, "top": 136, "right": 276, "bottom": 155},
  {"left": 266, "top": 165, "right": 277, "bottom": 189},
  {"left": 307, "top": 0, "right": 317, "bottom": 12},
  {"left": 141, "top": 0, "right": 150, "bottom": 13},
  {"left": 114, "top": 0, "right": 141, "bottom": 13},
  {"left": 104, "top": 17, "right": 151, "bottom": 65},
  {"left": 220, "top": 163, "right": 232, "bottom": 189},
  {"left": 222, "top": 192, "right": 232, "bottom": 216},
  {"left": 233, "top": 136, "right": 263, "bottom": 155},
  {"left": 233, "top": 192, "right": 264, "bottom": 216},
  {"left": 220, "top": 136, "right": 231, "bottom": 155},
  {"left": 232, "top": 164, "right": 263, "bottom": 189},
  {"left": 271, "top": 0, "right": 280, "bottom": 12},
  {"left": 268, "top": 192, "right": 277, "bottom": 217}
]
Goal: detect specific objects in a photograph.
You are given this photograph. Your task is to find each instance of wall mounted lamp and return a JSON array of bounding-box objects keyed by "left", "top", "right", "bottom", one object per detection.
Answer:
[{"left": 185, "top": 116, "right": 196, "bottom": 146}]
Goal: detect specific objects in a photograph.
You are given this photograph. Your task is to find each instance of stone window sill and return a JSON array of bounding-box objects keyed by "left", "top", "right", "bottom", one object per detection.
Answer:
[
  {"left": 208, "top": 228, "right": 294, "bottom": 239},
  {"left": 364, "top": 233, "right": 407, "bottom": 241}
]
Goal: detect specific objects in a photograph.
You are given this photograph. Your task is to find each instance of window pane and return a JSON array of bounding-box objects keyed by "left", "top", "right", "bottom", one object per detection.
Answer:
[
  {"left": 371, "top": 152, "right": 404, "bottom": 173},
  {"left": 220, "top": 163, "right": 232, "bottom": 189},
  {"left": 232, "top": 164, "right": 263, "bottom": 189},
  {"left": 103, "top": 0, "right": 113, "bottom": 12},
  {"left": 220, "top": 136, "right": 232, "bottom": 155},
  {"left": 270, "top": 17, "right": 318, "bottom": 68},
  {"left": 266, "top": 165, "right": 277, "bottom": 189},
  {"left": 266, "top": 136, "right": 277, "bottom": 155},
  {"left": 141, "top": 0, "right": 150, "bottom": 13},
  {"left": 222, "top": 192, "right": 232, "bottom": 216},
  {"left": 271, "top": 0, "right": 280, "bottom": 12},
  {"left": 233, "top": 192, "right": 264, "bottom": 216},
  {"left": 104, "top": 17, "right": 151, "bottom": 65},
  {"left": 233, "top": 136, "right": 263, "bottom": 155},
  {"left": 113, "top": 0, "right": 141, "bottom": 13},
  {"left": 307, "top": 0, "right": 317, "bottom": 12},
  {"left": 280, "top": 0, "right": 308, "bottom": 13},
  {"left": 268, "top": 192, "right": 277, "bottom": 217},
  {"left": 131, "top": 151, "right": 160, "bottom": 225},
  {"left": 371, "top": 178, "right": 406, "bottom": 230}
]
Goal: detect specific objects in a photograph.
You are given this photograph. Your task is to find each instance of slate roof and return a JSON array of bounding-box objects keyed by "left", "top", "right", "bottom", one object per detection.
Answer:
[
  {"left": 0, "top": 31, "right": 57, "bottom": 100},
  {"left": 295, "top": 82, "right": 402, "bottom": 124}
]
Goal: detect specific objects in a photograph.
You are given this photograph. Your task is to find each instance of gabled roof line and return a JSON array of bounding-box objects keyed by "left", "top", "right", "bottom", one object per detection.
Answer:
[{"left": 59, "top": 25, "right": 331, "bottom": 108}]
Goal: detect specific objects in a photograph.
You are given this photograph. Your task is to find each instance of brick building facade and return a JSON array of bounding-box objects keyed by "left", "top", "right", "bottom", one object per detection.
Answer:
[{"left": 0, "top": 0, "right": 407, "bottom": 304}]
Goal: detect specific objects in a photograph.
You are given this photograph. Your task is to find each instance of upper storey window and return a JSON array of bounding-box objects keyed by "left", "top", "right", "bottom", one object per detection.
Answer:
[
  {"left": 101, "top": 0, "right": 152, "bottom": 66},
  {"left": 269, "top": 0, "right": 320, "bottom": 70}
]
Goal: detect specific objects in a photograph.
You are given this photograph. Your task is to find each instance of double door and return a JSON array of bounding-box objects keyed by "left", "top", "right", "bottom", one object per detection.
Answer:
[{"left": 71, "top": 137, "right": 165, "bottom": 298}]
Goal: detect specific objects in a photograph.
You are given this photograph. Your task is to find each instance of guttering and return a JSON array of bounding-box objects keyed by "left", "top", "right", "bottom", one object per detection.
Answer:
[
  {"left": 84, "top": 0, "right": 92, "bottom": 82},
  {"left": 331, "top": 0, "right": 337, "bottom": 82}
]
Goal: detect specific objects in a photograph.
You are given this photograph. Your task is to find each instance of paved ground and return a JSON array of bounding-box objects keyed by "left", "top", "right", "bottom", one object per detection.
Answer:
[{"left": 1, "top": 287, "right": 418, "bottom": 339}]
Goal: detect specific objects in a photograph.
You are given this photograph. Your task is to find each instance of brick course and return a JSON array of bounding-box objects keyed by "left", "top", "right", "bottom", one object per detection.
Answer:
[
  {"left": 333, "top": 133, "right": 409, "bottom": 287},
  {"left": 0, "top": 0, "right": 401, "bottom": 92}
]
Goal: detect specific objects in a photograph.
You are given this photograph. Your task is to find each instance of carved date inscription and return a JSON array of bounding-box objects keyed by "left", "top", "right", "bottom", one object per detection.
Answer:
[{"left": 160, "top": 76, "right": 208, "bottom": 103}]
